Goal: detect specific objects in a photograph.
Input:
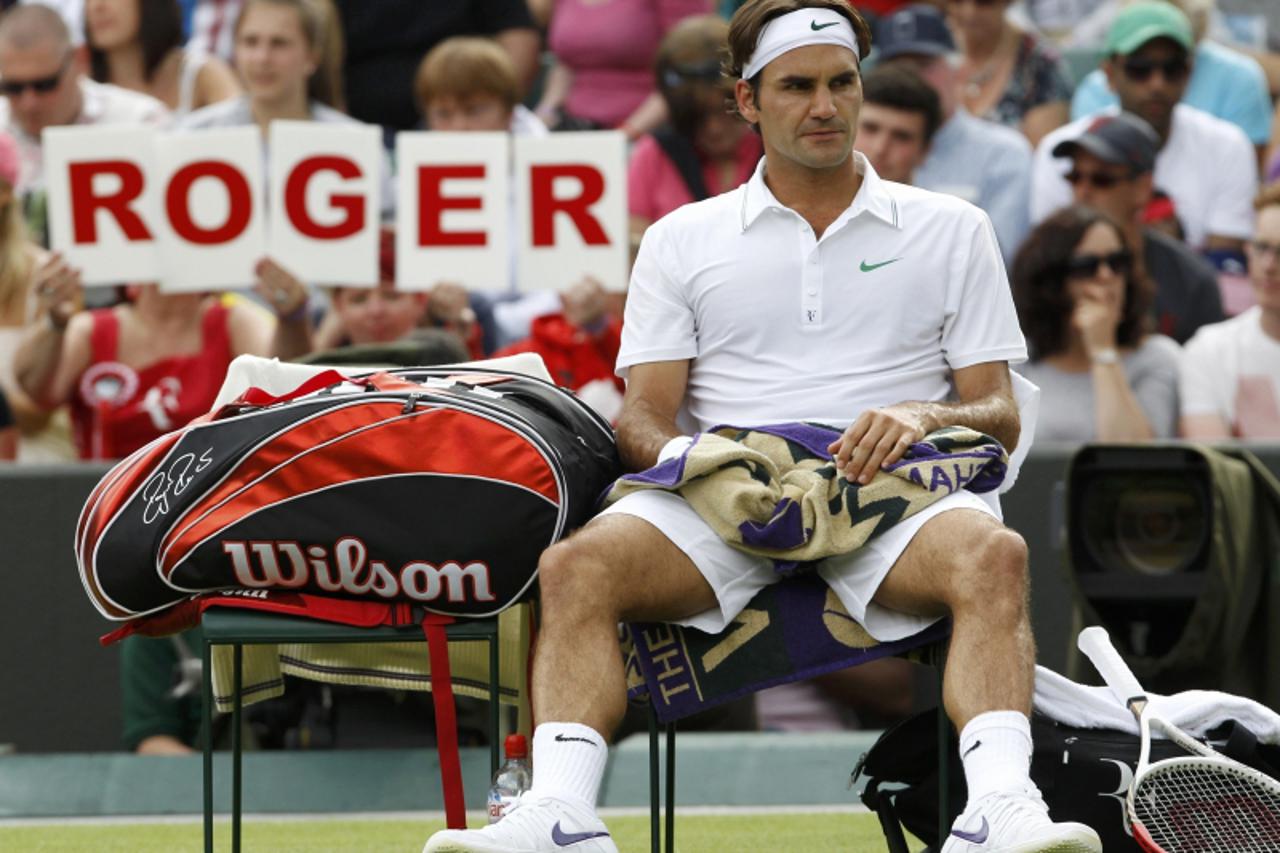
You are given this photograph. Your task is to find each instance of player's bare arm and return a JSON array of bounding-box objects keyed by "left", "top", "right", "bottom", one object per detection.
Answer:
[
  {"left": 829, "top": 361, "right": 1019, "bottom": 484},
  {"left": 614, "top": 359, "right": 691, "bottom": 472}
]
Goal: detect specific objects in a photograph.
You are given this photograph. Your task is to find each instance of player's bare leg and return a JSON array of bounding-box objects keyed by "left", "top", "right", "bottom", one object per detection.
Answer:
[
  {"left": 424, "top": 514, "right": 717, "bottom": 853},
  {"left": 873, "top": 509, "right": 1100, "bottom": 853}
]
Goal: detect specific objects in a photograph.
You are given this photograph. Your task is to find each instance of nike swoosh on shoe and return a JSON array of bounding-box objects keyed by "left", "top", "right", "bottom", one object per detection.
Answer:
[
  {"left": 951, "top": 816, "right": 990, "bottom": 844},
  {"left": 551, "top": 821, "right": 611, "bottom": 846}
]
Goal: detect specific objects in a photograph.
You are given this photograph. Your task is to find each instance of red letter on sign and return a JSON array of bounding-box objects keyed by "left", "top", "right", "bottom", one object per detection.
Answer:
[
  {"left": 68, "top": 160, "right": 152, "bottom": 244},
  {"left": 166, "top": 161, "right": 252, "bottom": 245},
  {"left": 418, "top": 165, "right": 486, "bottom": 247},
  {"left": 284, "top": 156, "right": 365, "bottom": 239},
  {"left": 529, "top": 164, "right": 608, "bottom": 247}
]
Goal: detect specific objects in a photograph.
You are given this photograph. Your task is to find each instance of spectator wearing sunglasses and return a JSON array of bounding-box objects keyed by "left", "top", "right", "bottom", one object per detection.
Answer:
[
  {"left": 1011, "top": 204, "right": 1181, "bottom": 441},
  {"left": 0, "top": 4, "right": 168, "bottom": 245},
  {"left": 872, "top": 3, "right": 1031, "bottom": 267},
  {"left": 1068, "top": 0, "right": 1271, "bottom": 161},
  {"left": 1031, "top": 2, "right": 1256, "bottom": 253},
  {"left": 1052, "top": 111, "right": 1222, "bottom": 344},
  {"left": 1180, "top": 183, "right": 1280, "bottom": 439}
]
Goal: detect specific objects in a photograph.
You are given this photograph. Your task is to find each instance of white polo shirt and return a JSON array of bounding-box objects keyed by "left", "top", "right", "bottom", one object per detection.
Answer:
[{"left": 618, "top": 153, "right": 1028, "bottom": 432}]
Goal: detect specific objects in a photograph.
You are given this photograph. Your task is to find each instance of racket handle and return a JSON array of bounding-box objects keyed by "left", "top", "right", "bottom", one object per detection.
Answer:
[{"left": 1077, "top": 626, "right": 1147, "bottom": 711}]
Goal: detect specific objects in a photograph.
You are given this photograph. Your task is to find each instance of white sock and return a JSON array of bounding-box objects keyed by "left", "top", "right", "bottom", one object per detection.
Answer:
[
  {"left": 958, "top": 710, "right": 1034, "bottom": 803},
  {"left": 529, "top": 722, "right": 609, "bottom": 808}
]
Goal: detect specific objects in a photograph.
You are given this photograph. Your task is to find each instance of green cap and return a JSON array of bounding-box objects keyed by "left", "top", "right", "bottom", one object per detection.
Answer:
[{"left": 1105, "top": 1, "right": 1194, "bottom": 55}]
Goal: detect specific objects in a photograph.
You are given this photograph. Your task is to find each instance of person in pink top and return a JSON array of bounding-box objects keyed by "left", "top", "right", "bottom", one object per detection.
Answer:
[
  {"left": 627, "top": 13, "right": 763, "bottom": 242},
  {"left": 536, "top": 0, "right": 711, "bottom": 139}
]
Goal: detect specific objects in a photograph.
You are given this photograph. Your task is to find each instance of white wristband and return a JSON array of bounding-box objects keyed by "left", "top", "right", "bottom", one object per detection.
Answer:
[
  {"left": 657, "top": 435, "right": 694, "bottom": 464},
  {"left": 1091, "top": 348, "right": 1119, "bottom": 365}
]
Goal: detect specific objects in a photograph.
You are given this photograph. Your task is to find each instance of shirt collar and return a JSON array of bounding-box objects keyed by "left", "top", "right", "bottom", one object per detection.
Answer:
[{"left": 739, "top": 151, "right": 901, "bottom": 233}]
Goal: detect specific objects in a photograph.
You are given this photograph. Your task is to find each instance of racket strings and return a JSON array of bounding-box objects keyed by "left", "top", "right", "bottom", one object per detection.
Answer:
[{"left": 1133, "top": 763, "right": 1280, "bottom": 852}]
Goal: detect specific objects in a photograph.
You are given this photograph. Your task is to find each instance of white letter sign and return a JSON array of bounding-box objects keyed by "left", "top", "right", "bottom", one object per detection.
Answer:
[
  {"left": 44, "top": 126, "right": 159, "bottom": 285},
  {"left": 268, "top": 121, "right": 380, "bottom": 285},
  {"left": 395, "top": 131, "right": 508, "bottom": 292},
  {"left": 514, "top": 131, "right": 627, "bottom": 292}
]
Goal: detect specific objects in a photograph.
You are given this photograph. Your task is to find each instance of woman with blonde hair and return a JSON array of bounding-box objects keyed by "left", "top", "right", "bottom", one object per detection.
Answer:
[
  {"left": 179, "top": 0, "right": 390, "bottom": 217},
  {"left": 180, "top": 0, "right": 348, "bottom": 133}
]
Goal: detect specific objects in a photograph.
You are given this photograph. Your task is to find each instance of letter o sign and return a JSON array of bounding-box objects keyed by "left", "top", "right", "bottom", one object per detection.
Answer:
[{"left": 166, "top": 161, "right": 253, "bottom": 245}]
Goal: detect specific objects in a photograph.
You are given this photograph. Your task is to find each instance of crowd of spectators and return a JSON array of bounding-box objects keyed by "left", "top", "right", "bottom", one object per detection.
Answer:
[{"left": 0, "top": 0, "right": 1278, "bottom": 741}]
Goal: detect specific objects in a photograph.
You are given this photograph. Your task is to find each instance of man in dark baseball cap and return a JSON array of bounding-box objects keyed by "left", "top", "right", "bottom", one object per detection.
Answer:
[
  {"left": 1051, "top": 111, "right": 1159, "bottom": 176},
  {"left": 1053, "top": 111, "right": 1222, "bottom": 344},
  {"left": 870, "top": 3, "right": 1031, "bottom": 266}
]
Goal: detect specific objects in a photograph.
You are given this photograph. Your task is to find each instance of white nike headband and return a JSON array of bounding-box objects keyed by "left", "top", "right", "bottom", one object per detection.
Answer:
[{"left": 742, "top": 7, "right": 861, "bottom": 80}]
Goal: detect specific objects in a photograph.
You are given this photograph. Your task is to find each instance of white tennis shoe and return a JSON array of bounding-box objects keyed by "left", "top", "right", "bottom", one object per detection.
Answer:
[
  {"left": 940, "top": 788, "right": 1101, "bottom": 853},
  {"left": 423, "top": 794, "right": 618, "bottom": 853}
]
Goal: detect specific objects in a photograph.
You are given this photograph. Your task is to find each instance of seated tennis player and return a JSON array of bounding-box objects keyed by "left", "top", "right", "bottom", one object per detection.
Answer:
[{"left": 425, "top": 1, "right": 1102, "bottom": 851}]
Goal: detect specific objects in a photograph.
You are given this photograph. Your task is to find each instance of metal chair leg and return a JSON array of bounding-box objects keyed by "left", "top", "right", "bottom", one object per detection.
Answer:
[
  {"left": 648, "top": 705, "right": 660, "bottom": 853},
  {"left": 489, "top": 628, "right": 500, "bottom": 776},
  {"left": 665, "top": 720, "right": 676, "bottom": 852},
  {"left": 203, "top": 639, "right": 214, "bottom": 853},
  {"left": 233, "top": 644, "right": 243, "bottom": 853}
]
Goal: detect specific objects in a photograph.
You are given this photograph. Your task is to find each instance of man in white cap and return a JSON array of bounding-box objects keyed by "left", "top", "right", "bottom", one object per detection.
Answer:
[{"left": 424, "top": 1, "right": 1102, "bottom": 851}]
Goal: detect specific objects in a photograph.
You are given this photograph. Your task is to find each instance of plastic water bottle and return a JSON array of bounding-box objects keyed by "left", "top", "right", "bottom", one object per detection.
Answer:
[{"left": 487, "top": 733, "right": 532, "bottom": 823}]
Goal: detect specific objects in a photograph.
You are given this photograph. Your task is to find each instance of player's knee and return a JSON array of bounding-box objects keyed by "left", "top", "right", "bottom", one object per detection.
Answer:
[
  {"left": 536, "top": 536, "right": 616, "bottom": 617},
  {"left": 952, "top": 526, "right": 1028, "bottom": 614}
]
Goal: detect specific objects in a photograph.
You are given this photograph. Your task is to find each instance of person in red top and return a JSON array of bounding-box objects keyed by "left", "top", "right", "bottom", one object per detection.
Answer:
[
  {"left": 495, "top": 277, "right": 626, "bottom": 421},
  {"left": 13, "top": 255, "right": 284, "bottom": 460}
]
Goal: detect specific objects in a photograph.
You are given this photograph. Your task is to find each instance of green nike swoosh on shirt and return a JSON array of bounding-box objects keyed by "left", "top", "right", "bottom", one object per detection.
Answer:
[
  {"left": 860, "top": 258, "right": 902, "bottom": 272},
  {"left": 810, "top": 20, "right": 840, "bottom": 30}
]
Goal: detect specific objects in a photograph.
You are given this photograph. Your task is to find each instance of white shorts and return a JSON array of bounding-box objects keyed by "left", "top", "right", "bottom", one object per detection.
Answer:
[{"left": 599, "top": 488, "right": 999, "bottom": 642}]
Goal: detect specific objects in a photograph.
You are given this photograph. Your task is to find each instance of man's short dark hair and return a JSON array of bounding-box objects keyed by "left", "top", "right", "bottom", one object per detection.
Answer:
[
  {"left": 861, "top": 64, "right": 941, "bottom": 145},
  {"left": 724, "top": 0, "right": 872, "bottom": 122}
]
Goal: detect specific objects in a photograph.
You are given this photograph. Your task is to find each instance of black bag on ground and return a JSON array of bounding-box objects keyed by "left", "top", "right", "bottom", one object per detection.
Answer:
[{"left": 855, "top": 707, "right": 1280, "bottom": 853}]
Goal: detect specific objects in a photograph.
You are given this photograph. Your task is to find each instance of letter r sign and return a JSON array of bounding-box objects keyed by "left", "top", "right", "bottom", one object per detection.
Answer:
[
  {"left": 515, "top": 132, "right": 628, "bottom": 293},
  {"left": 45, "top": 125, "right": 161, "bottom": 284}
]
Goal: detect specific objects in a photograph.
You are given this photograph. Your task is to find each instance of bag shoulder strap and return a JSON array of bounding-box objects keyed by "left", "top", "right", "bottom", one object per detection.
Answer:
[
  {"left": 421, "top": 613, "right": 467, "bottom": 829},
  {"left": 652, "top": 126, "right": 710, "bottom": 202}
]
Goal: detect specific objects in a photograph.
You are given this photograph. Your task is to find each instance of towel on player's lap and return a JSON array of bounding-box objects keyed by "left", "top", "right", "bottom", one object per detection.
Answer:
[
  {"left": 603, "top": 423, "right": 1008, "bottom": 575},
  {"left": 1033, "top": 664, "right": 1280, "bottom": 744}
]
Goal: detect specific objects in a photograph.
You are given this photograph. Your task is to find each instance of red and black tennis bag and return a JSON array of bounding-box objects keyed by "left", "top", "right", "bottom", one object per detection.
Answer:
[{"left": 77, "top": 366, "right": 620, "bottom": 622}]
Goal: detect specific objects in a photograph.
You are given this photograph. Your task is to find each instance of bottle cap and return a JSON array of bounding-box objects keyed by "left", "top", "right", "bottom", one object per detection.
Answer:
[{"left": 504, "top": 733, "right": 528, "bottom": 759}]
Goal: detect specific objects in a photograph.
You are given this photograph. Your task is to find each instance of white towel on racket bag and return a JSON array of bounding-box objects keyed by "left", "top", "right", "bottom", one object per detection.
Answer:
[{"left": 1033, "top": 664, "right": 1280, "bottom": 744}]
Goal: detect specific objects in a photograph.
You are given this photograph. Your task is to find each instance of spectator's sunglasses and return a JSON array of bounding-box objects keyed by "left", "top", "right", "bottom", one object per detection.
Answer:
[
  {"left": 1120, "top": 56, "right": 1189, "bottom": 84},
  {"left": 1065, "top": 250, "right": 1132, "bottom": 280},
  {"left": 1064, "top": 169, "right": 1131, "bottom": 189},
  {"left": 0, "top": 54, "right": 71, "bottom": 96},
  {"left": 661, "top": 60, "right": 724, "bottom": 90}
]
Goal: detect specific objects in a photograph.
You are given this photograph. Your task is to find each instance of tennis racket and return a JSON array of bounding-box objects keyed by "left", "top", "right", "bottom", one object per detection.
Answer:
[{"left": 1076, "top": 626, "right": 1280, "bottom": 852}]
